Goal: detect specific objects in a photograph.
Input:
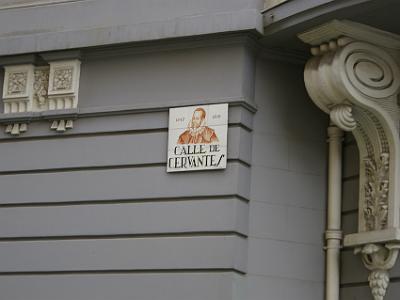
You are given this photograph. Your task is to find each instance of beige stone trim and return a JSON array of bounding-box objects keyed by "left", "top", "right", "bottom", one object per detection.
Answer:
[
  {"left": 299, "top": 20, "right": 400, "bottom": 300},
  {"left": 1, "top": 59, "right": 81, "bottom": 135}
]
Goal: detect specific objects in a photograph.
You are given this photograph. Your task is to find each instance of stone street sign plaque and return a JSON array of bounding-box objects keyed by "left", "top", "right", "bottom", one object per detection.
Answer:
[{"left": 167, "top": 103, "right": 228, "bottom": 172}]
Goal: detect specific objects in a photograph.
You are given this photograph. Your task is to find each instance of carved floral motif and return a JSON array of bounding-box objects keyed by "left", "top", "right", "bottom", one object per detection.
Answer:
[
  {"left": 33, "top": 68, "right": 49, "bottom": 106},
  {"left": 1, "top": 60, "right": 81, "bottom": 135},
  {"left": 52, "top": 67, "right": 73, "bottom": 91},
  {"left": 364, "top": 153, "right": 390, "bottom": 231},
  {"left": 7, "top": 72, "right": 27, "bottom": 95}
]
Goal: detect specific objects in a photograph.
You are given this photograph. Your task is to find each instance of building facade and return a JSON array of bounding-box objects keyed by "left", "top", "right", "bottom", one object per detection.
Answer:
[{"left": 0, "top": 1, "right": 399, "bottom": 299}]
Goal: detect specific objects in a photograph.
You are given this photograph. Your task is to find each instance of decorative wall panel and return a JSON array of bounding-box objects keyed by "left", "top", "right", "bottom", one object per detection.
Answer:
[{"left": 1, "top": 58, "right": 81, "bottom": 135}]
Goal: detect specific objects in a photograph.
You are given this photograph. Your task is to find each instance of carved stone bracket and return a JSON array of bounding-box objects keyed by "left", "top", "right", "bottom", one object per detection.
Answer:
[
  {"left": 299, "top": 20, "right": 400, "bottom": 299},
  {"left": 47, "top": 59, "right": 81, "bottom": 132},
  {"left": 1, "top": 64, "right": 34, "bottom": 135},
  {"left": 1, "top": 57, "right": 81, "bottom": 135}
]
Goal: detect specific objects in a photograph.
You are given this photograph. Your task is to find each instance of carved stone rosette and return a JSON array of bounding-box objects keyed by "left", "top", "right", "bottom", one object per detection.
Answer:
[{"left": 299, "top": 20, "right": 400, "bottom": 299}]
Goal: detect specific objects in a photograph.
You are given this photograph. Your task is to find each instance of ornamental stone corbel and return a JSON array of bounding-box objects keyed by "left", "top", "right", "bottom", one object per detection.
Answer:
[
  {"left": 0, "top": 53, "right": 81, "bottom": 135},
  {"left": 47, "top": 59, "right": 81, "bottom": 132},
  {"left": 1, "top": 64, "right": 35, "bottom": 135},
  {"left": 299, "top": 20, "right": 400, "bottom": 300}
]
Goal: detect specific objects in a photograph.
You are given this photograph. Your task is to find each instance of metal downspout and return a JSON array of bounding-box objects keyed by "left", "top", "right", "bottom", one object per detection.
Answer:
[{"left": 325, "top": 125, "right": 344, "bottom": 300}]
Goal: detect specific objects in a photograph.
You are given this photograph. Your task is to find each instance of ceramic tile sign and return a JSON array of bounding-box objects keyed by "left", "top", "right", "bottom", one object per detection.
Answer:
[{"left": 167, "top": 104, "right": 228, "bottom": 172}]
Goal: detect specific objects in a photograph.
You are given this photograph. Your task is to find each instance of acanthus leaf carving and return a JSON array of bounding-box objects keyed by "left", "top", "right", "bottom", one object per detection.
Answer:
[
  {"left": 33, "top": 67, "right": 49, "bottom": 108},
  {"left": 364, "top": 153, "right": 390, "bottom": 231}
]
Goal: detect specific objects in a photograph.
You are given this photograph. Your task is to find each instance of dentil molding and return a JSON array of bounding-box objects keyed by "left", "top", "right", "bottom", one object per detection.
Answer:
[
  {"left": 299, "top": 20, "right": 400, "bottom": 300},
  {"left": 1, "top": 58, "right": 81, "bottom": 135}
]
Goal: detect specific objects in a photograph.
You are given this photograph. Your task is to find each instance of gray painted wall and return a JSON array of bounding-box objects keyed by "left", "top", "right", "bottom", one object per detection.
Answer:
[
  {"left": 0, "top": 2, "right": 390, "bottom": 299},
  {"left": 0, "top": 34, "right": 329, "bottom": 299},
  {"left": 0, "top": 0, "right": 264, "bottom": 56},
  {"left": 0, "top": 42, "right": 253, "bottom": 300},
  {"left": 245, "top": 57, "right": 328, "bottom": 300}
]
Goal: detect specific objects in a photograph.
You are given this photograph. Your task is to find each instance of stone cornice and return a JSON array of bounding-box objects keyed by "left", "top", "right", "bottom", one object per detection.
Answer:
[
  {"left": 299, "top": 19, "right": 400, "bottom": 49},
  {"left": 0, "top": 8, "right": 263, "bottom": 57}
]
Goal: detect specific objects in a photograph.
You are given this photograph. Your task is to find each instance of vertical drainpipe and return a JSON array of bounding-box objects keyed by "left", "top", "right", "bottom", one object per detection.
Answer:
[{"left": 325, "top": 125, "right": 344, "bottom": 300}]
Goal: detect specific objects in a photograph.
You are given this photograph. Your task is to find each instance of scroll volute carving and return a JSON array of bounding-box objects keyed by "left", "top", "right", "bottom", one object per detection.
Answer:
[{"left": 299, "top": 20, "right": 400, "bottom": 300}]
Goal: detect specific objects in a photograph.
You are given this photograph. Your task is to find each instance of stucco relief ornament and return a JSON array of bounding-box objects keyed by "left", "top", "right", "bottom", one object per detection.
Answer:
[
  {"left": 52, "top": 67, "right": 73, "bottom": 91},
  {"left": 364, "top": 153, "right": 389, "bottom": 231},
  {"left": 33, "top": 68, "right": 49, "bottom": 107},
  {"left": 1, "top": 60, "right": 80, "bottom": 135},
  {"left": 329, "top": 104, "right": 357, "bottom": 131},
  {"left": 1, "top": 65, "right": 36, "bottom": 136},
  {"left": 299, "top": 20, "right": 400, "bottom": 300},
  {"left": 7, "top": 72, "right": 27, "bottom": 95},
  {"left": 47, "top": 59, "right": 81, "bottom": 132},
  {"left": 355, "top": 243, "right": 400, "bottom": 300}
]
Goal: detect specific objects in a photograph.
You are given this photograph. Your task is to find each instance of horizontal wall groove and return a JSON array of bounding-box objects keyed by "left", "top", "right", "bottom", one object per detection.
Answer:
[
  {"left": 0, "top": 194, "right": 250, "bottom": 208},
  {"left": 0, "top": 268, "right": 246, "bottom": 277},
  {"left": 230, "top": 122, "right": 252, "bottom": 133},
  {"left": 0, "top": 162, "right": 165, "bottom": 175},
  {"left": 342, "top": 174, "right": 359, "bottom": 182},
  {"left": 343, "top": 140, "right": 357, "bottom": 147},
  {"left": 0, "top": 0, "right": 87, "bottom": 11},
  {"left": 342, "top": 209, "right": 358, "bottom": 216},
  {"left": 341, "top": 276, "right": 400, "bottom": 289},
  {"left": 0, "top": 158, "right": 250, "bottom": 176},
  {"left": 250, "top": 199, "right": 325, "bottom": 212},
  {"left": 247, "top": 236, "right": 323, "bottom": 247},
  {"left": 341, "top": 247, "right": 355, "bottom": 253},
  {"left": 0, "top": 231, "right": 248, "bottom": 242},
  {"left": 340, "top": 281, "right": 369, "bottom": 288},
  {"left": 246, "top": 273, "right": 324, "bottom": 284},
  {"left": 0, "top": 102, "right": 255, "bottom": 142},
  {"left": 0, "top": 127, "right": 167, "bottom": 144},
  {"left": 0, "top": 123, "right": 250, "bottom": 144},
  {"left": 74, "top": 99, "right": 257, "bottom": 116}
]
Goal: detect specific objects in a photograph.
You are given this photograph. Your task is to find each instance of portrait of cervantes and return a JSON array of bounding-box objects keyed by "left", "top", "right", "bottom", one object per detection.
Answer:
[{"left": 177, "top": 107, "right": 219, "bottom": 144}]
